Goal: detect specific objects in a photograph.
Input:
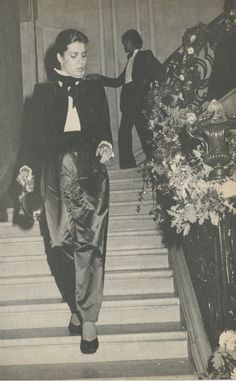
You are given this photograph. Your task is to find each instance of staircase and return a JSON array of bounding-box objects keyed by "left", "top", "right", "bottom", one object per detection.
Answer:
[{"left": 0, "top": 168, "right": 196, "bottom": 380}]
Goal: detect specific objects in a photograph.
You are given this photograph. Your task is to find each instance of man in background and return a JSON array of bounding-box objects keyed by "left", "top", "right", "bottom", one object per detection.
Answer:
[{"left": 91, "top": 29, "right": 163, "bottom": 169}]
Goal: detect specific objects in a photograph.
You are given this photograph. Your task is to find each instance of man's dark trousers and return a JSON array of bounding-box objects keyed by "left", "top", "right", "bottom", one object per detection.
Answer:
[{"left": 119, "top": 109, "right": 150, "bottom": 169}]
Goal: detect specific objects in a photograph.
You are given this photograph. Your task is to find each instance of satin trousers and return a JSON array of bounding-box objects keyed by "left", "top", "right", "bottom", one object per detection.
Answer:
[{"left": 41, "top": 151, "right": 109, "bottom": 322}]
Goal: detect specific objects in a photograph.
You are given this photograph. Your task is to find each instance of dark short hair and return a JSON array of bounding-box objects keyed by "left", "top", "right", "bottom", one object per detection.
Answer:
[
  {"left": 55, "top": 29, "right": 89, "bottom": 56},
  {"left": 122, "top": 29, "right": 143, "bottom": 49}
]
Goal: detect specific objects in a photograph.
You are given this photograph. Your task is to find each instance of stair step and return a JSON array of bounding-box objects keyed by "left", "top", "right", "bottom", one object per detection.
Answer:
[
  {"left": 111, "top": 201, "right": 152, "bottom": 215},
  {"left": 0, "top": 231, "right": 164, "bottom": 257},
  {"left": 0, "top": 241, "right": 45, "bottom": 256},
  {"left": 0, "top": 297, "right": 180, "bottom": 330},
  {"left": 0, "top": 223, "right": 40, "bottom": 238},
  {"left": 0, "top": 331, "right": 188, "bottom": 366},
  {"left": 0, "top": 252, "right": 169, "bottom": 277},
  {"left": 0, "top": 358, "right": 196, "bottom": 380},
  {"left": 110, "top": 188, "right": 152, "bottom": 202},
  {"left": 0, "top": 245, "right": 168, "bottom": 258},
  {"left": 108, "top": 168, "right": 143, "bottom": 179},
  {"left": 0, "top": 214, "right": 156, "bottom": 238},
  {"left": 0, "top": 270, "right": 174, "bottom": 301},
  {"left": 110, "top": 177, "right": 143, "bottom": 190},
  {"left": 0, "top": 322, "right": 183, "bottom": 340},
  {"left": 0, "top": 167, "right": 192, "bottom": 378},
  {"left": 7, "top": 200, "right": 153, "bottom": 223},
  {"left": 93, "top": 230, "right": 163, "bottom": 250},
  {"left": 0, "top": 229, "right": 161, "bottom": 242},
  {"left": 0, "top": 244, "right": 167, "bottom": 260}
]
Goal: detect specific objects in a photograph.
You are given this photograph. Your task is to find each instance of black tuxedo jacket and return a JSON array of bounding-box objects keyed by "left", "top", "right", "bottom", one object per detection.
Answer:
[
  {"left": 20, "top": 79, "right": 112, "bottom": 173},
  {"left": 101, "top": 49, "right": 163, "bottom": 113}
]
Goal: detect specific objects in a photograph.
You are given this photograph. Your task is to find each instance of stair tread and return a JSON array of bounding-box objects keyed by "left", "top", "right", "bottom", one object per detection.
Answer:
[
  {"left": 0, "top": 250, "right": 168, "bottom": 263},
  {"left": 0, "top": 269, "right": 173, "bottom": 285},
  {"left": 0, "top": 358, "right": 197, "bottom": 380},
  {"left": 0, "top": 323, "right": 183, "bottom": 340},
  {"left": 0, "top": 245, "right": 168, "bottom": 255},
  {"left": 0, "top": 330, "right": 187, "bottom": 346},
  {"left": 0, "top": 229, "right": 160, "bottom": 244},
  {"left": 0, "top": 213, "right": 154, "bottom": 228},
  {"left": 7, "top": 199, "right": 152, "bottom": 211},
  {"left": 0, "top": 293, "right": 177, "bottom": 307},
  {"left": 0, "top": 296, "right": 180, "bottom": 313}
]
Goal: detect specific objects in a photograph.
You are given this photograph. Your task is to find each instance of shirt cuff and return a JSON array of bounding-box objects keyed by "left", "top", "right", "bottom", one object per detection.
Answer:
[{"left": 98, "top": 141, "right": 115, "bottom": 157}]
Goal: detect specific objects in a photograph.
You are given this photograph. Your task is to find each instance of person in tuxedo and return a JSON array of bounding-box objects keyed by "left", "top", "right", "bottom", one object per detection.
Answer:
[
  {"left": 96, "top": 29, "right": 163, "bottom": 169},
  {"left": 16, "top": 29, "right": 113, "bottom": 354}
]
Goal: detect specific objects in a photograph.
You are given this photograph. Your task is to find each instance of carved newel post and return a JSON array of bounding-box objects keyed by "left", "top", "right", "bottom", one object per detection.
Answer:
[{"left": 186, "top": 99, "right": 236, "bottom": 179}]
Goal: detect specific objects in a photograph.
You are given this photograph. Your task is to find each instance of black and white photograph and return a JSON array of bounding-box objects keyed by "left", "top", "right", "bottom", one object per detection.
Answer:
[{"left": 0, "top": 0, "right": 236, "bottom": 380}]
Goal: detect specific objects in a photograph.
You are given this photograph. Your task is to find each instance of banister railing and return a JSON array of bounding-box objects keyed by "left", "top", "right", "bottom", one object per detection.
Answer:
[
  {"left": 180, "top": 101, "right": 236, "bottom": 348},
  {"left": 162, "top": 12, "right": 234, "bottom": 112},
  {"left": 181, "top": 212, "right": 236, "bottom": 348},
  {"left": 163, "top": 13, "right": 224, "bottom": 69}
]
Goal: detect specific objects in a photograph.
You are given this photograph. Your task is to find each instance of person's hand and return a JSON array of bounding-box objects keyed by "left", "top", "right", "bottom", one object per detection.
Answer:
[
  {"left": 17, "top": 165, "right": 34, "bottom": 191},
  {"left": 85, "top": 73, "right": 102, "bottom": 81},
  {"left": 96, "top": 144, "right": 113, "bottom": 164}
]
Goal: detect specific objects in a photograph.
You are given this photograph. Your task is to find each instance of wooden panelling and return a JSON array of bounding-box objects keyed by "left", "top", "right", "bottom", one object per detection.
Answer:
[
  {"left": 0, "top": 0, "right": 23, "bottom": 196},
  {"left": 20, "top": 21, "right": 37, "bottom": 97}
]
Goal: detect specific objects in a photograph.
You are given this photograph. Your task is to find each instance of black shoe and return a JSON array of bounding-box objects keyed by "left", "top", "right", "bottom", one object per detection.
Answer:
[
  {"left": 68, "top": 322, "right": 81, "bottom": 336},
  {"left": 80, "top": 337, "right": 99, "bottom": 354}
]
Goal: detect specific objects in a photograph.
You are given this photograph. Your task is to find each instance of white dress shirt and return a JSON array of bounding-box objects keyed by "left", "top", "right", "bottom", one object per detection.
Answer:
[
  {"left": 125, "top": 49, "right": 139, "bottom": 84},
  {"left": 54, "top": 68, "right": 114, "bottom": 156},
  {"left": 54, "top": 68, "right": 82, "bottom": 132}
]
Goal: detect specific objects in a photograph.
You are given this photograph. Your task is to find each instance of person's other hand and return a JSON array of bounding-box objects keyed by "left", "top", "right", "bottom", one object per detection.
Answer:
[
  {"left": 85, "top": 73, "right": 102, "bottom": 81},
  {"left": 96, "top": 144, "right": 113, "bottom": 164}
]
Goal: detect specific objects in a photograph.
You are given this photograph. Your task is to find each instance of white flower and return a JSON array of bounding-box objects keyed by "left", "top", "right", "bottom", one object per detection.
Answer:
[
  {"left": 184, "top": 204, "right": 196, "bottom": 223},
  {"left": 231, "top": 367, "right": 236, "bottom": 380},
  {"left": 209, "top": 211, "right": 220, "bottom": 226},
  {"left": 180, "top": 74, "right": 185, "bottom": 81},
  {"left": 186, "top": 112, "right": 197, "bottom": 125},
  {"left": 219, "top": 330, "right": 236, "bottom": 352},
  {"left": 192, "top": 149, "right": 202, "bottom": 159},
  {"left": 188, "top": 47, "right": 194, "bottom": 55},
  {"left": 190, "top": 35, "right": 196, "bottom": 43},
  {"left": 183, "top": 223, "right": 190, "bottom": 236},
  {"left": 220, "top": 180, "right": 236, "bottom": 198},
  {"left": 230, "top": 9, "right": 236, "bottom": 16},
  {"left": 207, "top": 99, "right": 223, "bottom": 113}
]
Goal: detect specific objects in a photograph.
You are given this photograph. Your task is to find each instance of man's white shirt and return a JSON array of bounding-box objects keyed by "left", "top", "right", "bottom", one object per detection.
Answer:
[{"left": 125, "top": 49, "right": 139, "bottom": 84}]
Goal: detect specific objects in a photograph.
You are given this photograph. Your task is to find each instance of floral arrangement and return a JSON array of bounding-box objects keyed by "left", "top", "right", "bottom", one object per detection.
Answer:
[
  {"left": 141, "top": 93, "right": 236, "bottom": 236},
  {"left": 140, "top": 7, "right": 236, "bottom": 237},
  {"left": 206, "top": 330, "right": 236, "bottom": 379}
]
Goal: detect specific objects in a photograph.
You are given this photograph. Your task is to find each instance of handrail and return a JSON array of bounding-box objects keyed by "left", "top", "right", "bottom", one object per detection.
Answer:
[
  {"left": 161, "top": 11, "right": 232, "bottom": 112},
  {"left": 181, "top": 214, "right": 236, "bottom": 349},
  {"left": 163, "top": 12, "right": 225, "bottom": 69}
]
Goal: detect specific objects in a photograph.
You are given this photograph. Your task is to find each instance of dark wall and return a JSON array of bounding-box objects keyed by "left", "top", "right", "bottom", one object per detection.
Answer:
[{"left": 0, "top": 0, "right": 23, "bottom": 202}]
